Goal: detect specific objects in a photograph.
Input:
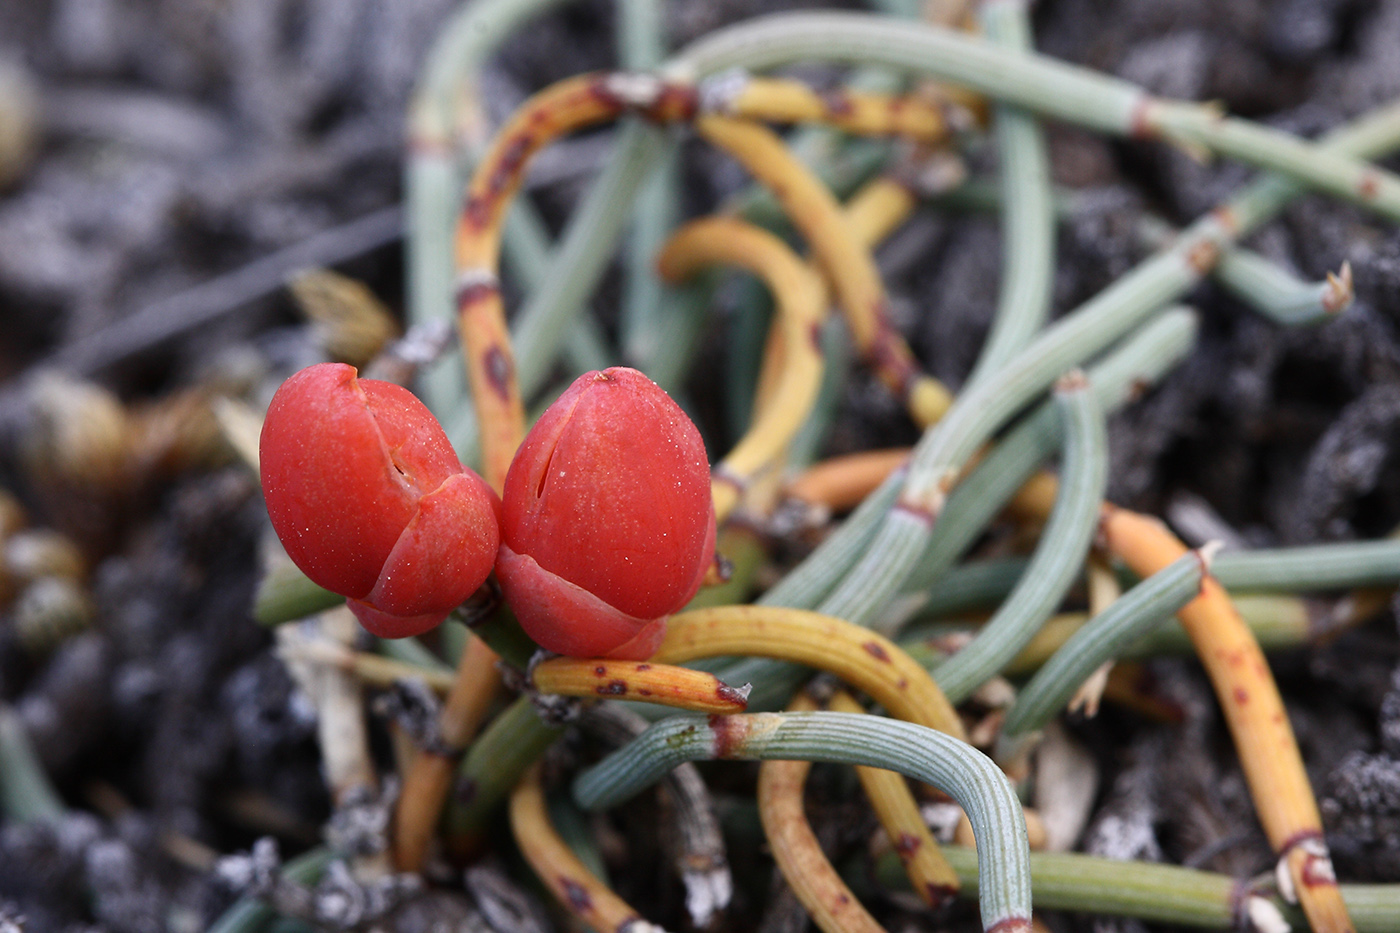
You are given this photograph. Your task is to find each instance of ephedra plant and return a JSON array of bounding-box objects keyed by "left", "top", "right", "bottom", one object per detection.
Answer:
[{"left": 224, "top": 2, "right": 1400, "bottom": 932}]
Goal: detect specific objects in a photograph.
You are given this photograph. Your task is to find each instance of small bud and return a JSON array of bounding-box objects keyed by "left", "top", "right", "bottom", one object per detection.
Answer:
[
  {"left": 259, "top": 363, "right": 501, "bottom": 638},
  {"left": 496, "top": 367, "right": 716, "bottom": 660}
]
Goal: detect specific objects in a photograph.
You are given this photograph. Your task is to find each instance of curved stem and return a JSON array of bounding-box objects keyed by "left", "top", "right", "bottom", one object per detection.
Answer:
[
  {"left": 670, "top": 13, "right": 1400, "bottom": 222},
  {"left": 512, "top": 764, "right": 651, "bottom": 932},
  {"left": 931, "top": 373, "right": 1108, "bottom": 700},
  {"left": 1001, "top": 549, "right": 1206, "bottom": 739},
  {"left": 1100, "top": 506, "right": 1354, "bottom": 933},
  {"left": 658, "top": 217, "right": 826, "bottom": 522},
  {"left": 573, "top": 711, "right": 1032, "bottom": 933},
  {"left": 659, "top": 606, "right": 964, "bottom": 739},
  {"left": 963, "top": 0, "right": 1055, "bottom": 391}
]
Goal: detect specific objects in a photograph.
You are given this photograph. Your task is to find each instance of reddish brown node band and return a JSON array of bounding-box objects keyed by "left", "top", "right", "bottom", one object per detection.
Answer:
[
  {"left": 985, "top": 915, "right": 1035, "bottom": 933},
  {"left": 817, "top": 88, "right": 856, "bottom": 119},
  {"left": 1279, "top": 828, "right": 1326, "bottom": 854},
  {"left": 1127, "top": 95, "right": 1158, "bottom": 140},
  {"left": 707, "top": 713, "right": 747, "bottom": 759},
  {"left": 454, "top": 278, "right": 499, "bottom": 308}
]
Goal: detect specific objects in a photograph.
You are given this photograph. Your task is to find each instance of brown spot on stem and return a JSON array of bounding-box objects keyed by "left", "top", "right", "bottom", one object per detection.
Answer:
[
  {"left": 925, "top": 883, "right": 958, "bottom": 909},
  {"left": 597, "top": 680, "right": 628, "bottom": 696},
  {"left": 1210, "top": 205, "right": 1240, "bottom": 237},
  {"left": 894, "top": 832, "right": 922, "bottom": 860},
  {"left": 638, "top": 688, "right": 653, "bottom": 696},
  {"left": 646, "top": 83, "right": 698, "bottom": 123},
  {"left": 809, "top": 321, "right": 824, "bottom": 351},
  {"left": 1185, "top": 238, "right": 1220, "bottom": 274},
  {"left": 484, "top": 346, "right": 513, "bottom": 401},
  {"left": 461, "top": 196, "right": 490, "bottom": 232},
  {"left": 863, "top": 641, "right": 892, "bottom": 662},
  {"left": 818, "top": 88, "right": 855, "bottom": 118},
  {"left": 635, "top": 663, "right": 652, "bottom": 672},
  {"left": 1358, "top": 170, "right": 1381, "bottom": 201},
  {"left": 594, "top": 665, "right": 607, "bottom": 676},
  {"left": 835, "top": 893, "right": 851, "bottom": 906},
  {"left": 489, "top": 134, "right": 532, "bottom": 198},
  {"left": 1232, "top": 686, "right": 1249, "bottom": 705},
  {"left": 559, "top": 877, "right": 593, "bottom": 911}
]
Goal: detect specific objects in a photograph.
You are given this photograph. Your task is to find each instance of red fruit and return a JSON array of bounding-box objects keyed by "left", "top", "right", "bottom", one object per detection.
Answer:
[
  {"left": 259, "top": 363, "right": 501, "bottom": 638},
  {"left": 497, "top": 367, "right": 716, "bottom": 660}
]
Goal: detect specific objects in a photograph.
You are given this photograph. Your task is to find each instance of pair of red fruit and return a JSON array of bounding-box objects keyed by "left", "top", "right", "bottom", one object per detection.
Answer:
[{"left": 259, "top": 363, "right": 716, "bottom": 660}]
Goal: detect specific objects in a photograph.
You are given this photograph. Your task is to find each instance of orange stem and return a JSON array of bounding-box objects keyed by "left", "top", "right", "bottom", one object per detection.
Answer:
[
  {"left": 530, "top": 657, "right": 749, "bottom": 714},
  {"left": 511, "top": 763, "right": 649, "bottom": 931},
  {"left": 1099, "top": 505, "right": 1353, "bottom": 933}
]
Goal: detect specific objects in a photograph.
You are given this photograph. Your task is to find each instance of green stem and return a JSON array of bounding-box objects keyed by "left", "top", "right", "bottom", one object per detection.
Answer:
[
  {"left": 1213, "top": 540, "right": 1400, "bottom": 592},
  {"left": 671, "top": 13, "right": 1400, "bottom": 222},
  {"left": 573, "top": 711, "right": 1032, "bottom": 932},
  {"left": 872, "top": 845, "right": 1400, "bottom": 932},
  {"left": 205, "top": 848, "right": 334, "bottom": 933},
  {"left": 444, "top": 695, "right": 563, "bottom": 844},
  {"left": 964, "top": 0, "right": 1055, "bottom": 390},
  {"left": 931, "top": 374, "right": 1108, "bottom": 702},
  {"left": 407, "top": 0, "right": 577, "bottom": 418},
  {"left": 0, "top": 704, "right": 64, "bottom": 822},
  {"left": 617, "top": 0, "right": 681, "bottom": 372},
  {"left": 1001, "top": 549, "right": 1205, "bottom": 739}
]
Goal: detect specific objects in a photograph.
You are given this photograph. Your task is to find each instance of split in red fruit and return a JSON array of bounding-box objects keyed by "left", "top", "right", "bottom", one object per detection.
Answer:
[
  {"left": 259, "top": 362, "right": 501, "bottom": 638},
  {"left": 496, "top": 367, "right": 716, "bottom": 660}
]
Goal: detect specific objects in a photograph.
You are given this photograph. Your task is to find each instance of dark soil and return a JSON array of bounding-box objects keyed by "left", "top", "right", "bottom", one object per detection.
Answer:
[{"left": 0, "top": 0, "right": 1398, "bottom": 931}]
